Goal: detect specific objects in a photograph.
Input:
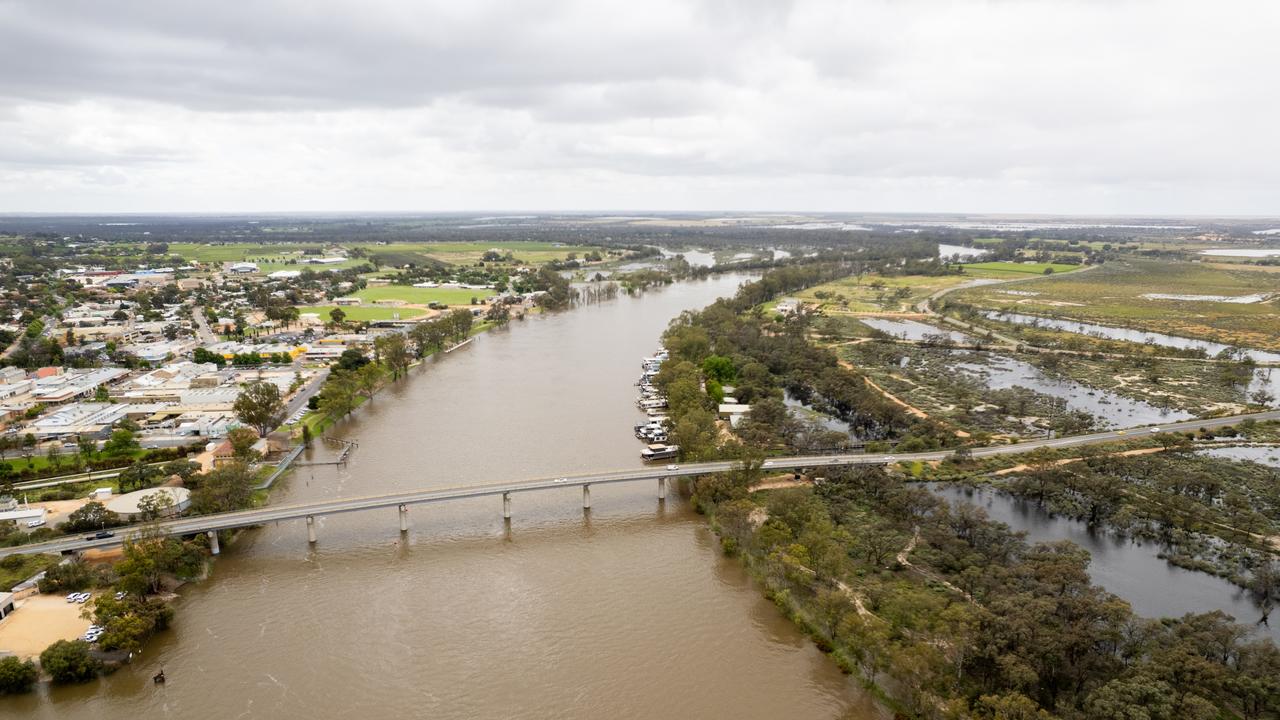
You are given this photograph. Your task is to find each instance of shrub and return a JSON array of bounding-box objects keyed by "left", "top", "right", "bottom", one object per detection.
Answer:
[
  {"left": 39, "top": 640, "right": 101, "bottom": 684},
  {"left": 0, "top": 656, "right": 38, "bottom": 694}
]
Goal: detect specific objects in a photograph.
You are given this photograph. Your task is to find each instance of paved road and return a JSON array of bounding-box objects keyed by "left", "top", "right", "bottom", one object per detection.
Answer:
[
  {"left": 6, "top": 408, "right": 1278, "bottom": 560},
  {"left": 191, "top": 305, "right": 218, "bottom": 345}
]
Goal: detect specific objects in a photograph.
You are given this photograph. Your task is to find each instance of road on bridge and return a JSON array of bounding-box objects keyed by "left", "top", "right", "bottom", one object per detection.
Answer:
[{"left": 4, "top": 408, "right": 1277, "bottom": 559}]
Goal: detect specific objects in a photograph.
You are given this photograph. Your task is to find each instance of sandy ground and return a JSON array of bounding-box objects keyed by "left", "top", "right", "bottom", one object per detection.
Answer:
[
  {"left": 0, "top": 594, "right": 93, "bottom": 660},
  {"left": 28, "top": 498, "right": 91, "bottom": 527}
]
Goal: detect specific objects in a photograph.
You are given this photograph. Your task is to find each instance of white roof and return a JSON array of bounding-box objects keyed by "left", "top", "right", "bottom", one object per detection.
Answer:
[{"left": 105, "top": 487, "right": 191, "bottom": 515}]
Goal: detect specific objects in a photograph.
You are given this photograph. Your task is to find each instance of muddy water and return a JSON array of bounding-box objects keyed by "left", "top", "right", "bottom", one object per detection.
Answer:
[
  {"left": 932, "top": 484, "right": 1277, "bottom": 642},
  {"left": 15, "top": 275, "right": 886, "bottom": 720}
]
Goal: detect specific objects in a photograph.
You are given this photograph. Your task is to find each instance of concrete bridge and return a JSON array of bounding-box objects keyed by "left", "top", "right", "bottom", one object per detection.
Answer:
[{"left": 4, "top": 408, "right": 1278, "bottom": 560}]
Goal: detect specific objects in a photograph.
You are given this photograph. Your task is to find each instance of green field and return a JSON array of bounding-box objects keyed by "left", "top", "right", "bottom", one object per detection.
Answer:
[
  {"left": 955, "top": 261, "right": 1079, "bottom": 276},
  {"left": 950, "top": 259, "right": 1280, "bottom": 349},
  {"left": 351, "top": 241, "right": 601, "bottom": 265},
  {"left": 163, "top": 241, "right": 599, "bottom": 269},
  {"left": 354, "top": 285, "right": 487, "bottom": 306},
  {"left": 296, "top": 305, "right": 428, "bottom": 322}
]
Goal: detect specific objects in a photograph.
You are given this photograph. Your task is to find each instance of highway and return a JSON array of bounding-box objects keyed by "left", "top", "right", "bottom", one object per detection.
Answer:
[{"left": 4, "top": 408, "right": 1277, "bottom": 560}]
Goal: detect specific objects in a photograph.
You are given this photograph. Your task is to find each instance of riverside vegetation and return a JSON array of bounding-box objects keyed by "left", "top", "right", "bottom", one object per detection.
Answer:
[{"left": 653, "top": 264, "right": 1280, "bottom": 719}]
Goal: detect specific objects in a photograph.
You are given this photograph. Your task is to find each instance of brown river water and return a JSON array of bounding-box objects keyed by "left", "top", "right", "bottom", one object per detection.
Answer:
[{"left": 13, "top": 274, "right": 886, "bottom": 720}]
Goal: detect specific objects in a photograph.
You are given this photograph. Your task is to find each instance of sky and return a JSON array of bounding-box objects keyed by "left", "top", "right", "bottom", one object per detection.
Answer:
[{"left": 0, "top": 0, "right": 1277, "bottom": 215}]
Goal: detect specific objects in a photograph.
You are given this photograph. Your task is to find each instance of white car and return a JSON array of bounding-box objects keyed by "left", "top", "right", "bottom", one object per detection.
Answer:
[
  {"left": 1149, "top": 427, "right": 1161, "bottom": 433},
  {"left": 114, "top": 591, "right": 127, "bottom": 600},
  {"left": 884, "top": 456, "right": 896, "bottom": 462},
  {"left": 65, "top": 593, "right": 78, "bottom": 603},
  {"left": 76, "top": 593, "right": 90, "bottom": 603},
  {"left": 554, "top": 477, "right": 568, "bottom": 483},
  {"left": 26, "top": 518, "right": 45, "bottom": 528},
  {"left": 763, "top": 461, "right": 773, "bottom": 467},
  {"left": 665, "top": 464, "right": 679, "bottom": 471}
]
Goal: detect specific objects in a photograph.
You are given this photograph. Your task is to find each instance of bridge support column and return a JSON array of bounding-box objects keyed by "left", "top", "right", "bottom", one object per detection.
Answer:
[
  {"left": 207, "top": 530, "right": 220, "bottom": 555},
  {"left": 582, "top": 484, "right": 591, "bottom": 510},
  {"left": 503, "top": 492, "right": 511, "bottom": 520},
  {"left": 306, "top": 515, "right": 317, "bottom": 544},
  {"left": 658, "top": 477, "right": 667, "bottom": 501},
  {"left": 398, "top": 504, "right": 409, "bottom": 533}
]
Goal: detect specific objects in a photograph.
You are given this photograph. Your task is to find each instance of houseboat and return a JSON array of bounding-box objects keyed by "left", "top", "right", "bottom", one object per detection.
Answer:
[{"left": 641, "top": 444, "right": 680, "bottom": 462}]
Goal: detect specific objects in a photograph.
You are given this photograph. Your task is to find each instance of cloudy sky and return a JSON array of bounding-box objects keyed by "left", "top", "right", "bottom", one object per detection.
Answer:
[{"left": 0, "top": 0, "right": 1276, "bottom": 214}]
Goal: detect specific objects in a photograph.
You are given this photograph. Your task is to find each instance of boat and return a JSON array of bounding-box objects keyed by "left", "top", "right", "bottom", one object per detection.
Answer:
[{"left": 641, "top": 444, "right": 680, "bottom": 461}]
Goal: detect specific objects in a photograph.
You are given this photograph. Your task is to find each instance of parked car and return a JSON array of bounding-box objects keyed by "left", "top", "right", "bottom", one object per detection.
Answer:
[
  {"left": 26, "top": 518, "right": 45, "bottom": 528},
  {"left": 65, "top": 593, "right": 78, "bottom": 603}
]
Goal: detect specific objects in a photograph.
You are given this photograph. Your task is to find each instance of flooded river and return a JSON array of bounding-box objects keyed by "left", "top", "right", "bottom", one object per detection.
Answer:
[
  {"left": 16, "top": 275, "right": 886, "bottom": 720},
  {"left": 932, "top": 484, "right": 1278, "bottom": 643}
]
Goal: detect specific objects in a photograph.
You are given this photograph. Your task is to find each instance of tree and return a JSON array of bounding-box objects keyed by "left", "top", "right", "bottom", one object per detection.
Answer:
[
  {"left": 94, "top": 384, "right": 110, "bottom": 402},
  {"left": 233, "top": 381, "right": 286, "bottom": 437},
  {"left": 0, "top": 656, "right": 38, "bottom": 695},
  {"left": 63, "top": 502, "right": 122, "bottom": 532},
  {"left": 20, "top": 433, "right": 35, "bottom": 459},
  {"left": 485, "top": 302, "right": 510, "bottom": 327},
  {"left": 374, "top": 333, "right": 411, "bottom": 380},
  {"left": 77, "top": 434, "right": 97, "bottom": 463},
  {"left": 102, "top": 428, "right": 139, "bottom": 456},
  {"left": 226, "top": 426, "right": 261, "bottom": 460},
  {"left": 318, "top": 372, "right": 358, "bottom": 419},
  {"left": 190, "top": 462, "right": 256, "bottom": 515},
  {"left": 39, "top": 640, "right": 101, "bottom": 684},
  {"left": 136, "top": 490, "right": 177, "bottom": 521},
  {"left": 335, "top": 348, "right": 369, "bottom": 371},
  {"left": 328, "top": 307, "right": 346, "bottom": 326},
  {"left": 354, "top": 363, "right": 383, "bottom": 399}
]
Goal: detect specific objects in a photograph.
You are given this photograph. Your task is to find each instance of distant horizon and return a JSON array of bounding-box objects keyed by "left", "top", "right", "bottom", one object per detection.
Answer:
[{"left": 1, "top": 210, "right": 1279, "bottom": 221}]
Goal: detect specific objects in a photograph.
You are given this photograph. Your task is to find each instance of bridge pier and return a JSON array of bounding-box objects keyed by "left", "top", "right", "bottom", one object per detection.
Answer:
[
  {"left": 658, "top": 477, "right": 667, "bottom": 501},
  {"left": 207, "top": 530, "right": 219, "bottom": 555},
  {"left": 398, "top": 504, "right": 409, "bottom": 533},
  {"left": 503, "top": 492, "right": 511, "bottom": 520},
  {"left": 306, "top": 515, "right": 317, "bottom": 544},
  {"left": 582, "top": 484, "right": 591, "bottom": 510}
]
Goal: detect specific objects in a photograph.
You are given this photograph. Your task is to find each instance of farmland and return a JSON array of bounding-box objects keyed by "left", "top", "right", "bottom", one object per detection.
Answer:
[{"left": 947, "top": 259, "right": 1280, "bottom": 349}]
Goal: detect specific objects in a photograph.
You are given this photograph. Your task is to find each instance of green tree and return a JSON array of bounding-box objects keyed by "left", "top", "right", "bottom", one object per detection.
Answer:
[
  {"left": 0, "top": 656, "right": 38, "bottom": 695},
  {"left": 63, "top": 502, "right": 122, "bottom": 533},
  {"left": 233, "top": 381, "right": 286, "bottom": 437},
  {"left": 102, "top": 428, "right": 139, "bottom": 456},
  {"left": 328, "top": 307, "right": 346, "bottom": 326},
  {"left": 190, "top": 462, "right": 256, "bottom": 515},
  {"left": 374, "top": 333, "right": 411, "bottom": 380},
  {"left": 226, "top": 426, "right": 261, "bottom": 460},
  {"left": 354, "top": 362, "right": 383, "bottom": 399},
  {"left": 39, "top": 640, "right": 101, "bottom": 684}
]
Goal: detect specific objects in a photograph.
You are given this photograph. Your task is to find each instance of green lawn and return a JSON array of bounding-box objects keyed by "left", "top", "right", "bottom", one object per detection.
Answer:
[
  {"left": 355, "top": 285, "right": 487, "bottom": 306},
  {"left": 296, "top": 305, "right": 428, "bottom": 322},
  {"left": 955, "top": 261, "right": 1079, "bottom": 276}
]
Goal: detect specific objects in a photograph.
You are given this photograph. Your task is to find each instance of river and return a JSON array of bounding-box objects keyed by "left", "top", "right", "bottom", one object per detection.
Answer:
[{"left": 17, "top": 274, "right": 887, "bottom": 720}]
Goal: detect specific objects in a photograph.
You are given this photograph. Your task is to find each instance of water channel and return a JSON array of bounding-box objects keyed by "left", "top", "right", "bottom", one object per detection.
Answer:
[
  {"left": 17, "top": 274, "right": 888, "bottom": 720},
  {"left": 931, "top": 484, "right": 1278, "bottom": 643},
  {"left": 861, "top": 318, "right": 1190, "bottom": 429}
]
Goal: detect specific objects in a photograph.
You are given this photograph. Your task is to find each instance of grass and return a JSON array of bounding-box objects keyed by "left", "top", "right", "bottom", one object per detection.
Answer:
[
  {"left": 954, "top": 261, "right": 1078, "bottom": 276},
  {"left": 949, "top": 259, "right": 1280, "bottom": 350},
  {"left": 296, "top": 305, "right": 428, "bottom": 322},
  {"left": 0, "top": 553, "right": 59, "bottom": 590},
  {"left": 163, "top": 240, "right": 600, "bottom": 270},
  {"left": 351, "top": 241, "right": 601, "bottom": 266},
  {"left": 354, "top": 285, "right": 486, "bottom": 306}
]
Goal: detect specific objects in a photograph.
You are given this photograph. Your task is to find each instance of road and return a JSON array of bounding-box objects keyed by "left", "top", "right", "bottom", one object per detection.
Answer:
[
  {"left": 6, "top": 408, "right": 1277, "bottom": 560},
  {"left": 191, "top": 305, "right": 218, "bottom": 345}
]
